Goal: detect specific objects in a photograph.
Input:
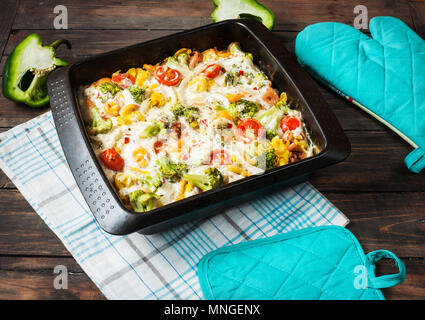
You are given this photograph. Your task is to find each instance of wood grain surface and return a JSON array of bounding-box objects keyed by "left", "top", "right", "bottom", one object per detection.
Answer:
[{"left": 0, "top": 0, "right": 424, "bottom": 300}]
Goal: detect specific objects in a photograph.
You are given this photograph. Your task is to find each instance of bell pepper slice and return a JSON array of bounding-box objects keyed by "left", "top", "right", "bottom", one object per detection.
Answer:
[
  {"left": 2, "top": 33, "right": 71, "bottom": 108},
  {"left": 211, "top": 0, "right": 275, "bottom": 30}
]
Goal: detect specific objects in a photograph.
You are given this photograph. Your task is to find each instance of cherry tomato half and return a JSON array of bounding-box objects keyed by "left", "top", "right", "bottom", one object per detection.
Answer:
[
  {"left": 153, "top": 141, "right": 164, "bottom": 154},
  {"left": 202, "top": 64, "right": 221, "bottom": 79},
  {"left": 236, "top": 118, "right": 264, "bottom": 144},
  {"left": 280, "top": 115, "right": 301, "bottom": 133},
  {"left": 154, "top": 66, "right": 181, "bottom": 86},
  {"left": 111, "top": 73, "right": 135, "bottom": 88},
  {"left": 100, "top": 149, "right": 124, "bottom": 171},
  {"left": 210, "top": 149, "right": 232, "bottom": 165}
]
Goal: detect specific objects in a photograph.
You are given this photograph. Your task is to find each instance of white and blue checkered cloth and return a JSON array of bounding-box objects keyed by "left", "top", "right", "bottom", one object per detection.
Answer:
[{"left": 0, "top": 112, "right": 349, "bottom": 300}]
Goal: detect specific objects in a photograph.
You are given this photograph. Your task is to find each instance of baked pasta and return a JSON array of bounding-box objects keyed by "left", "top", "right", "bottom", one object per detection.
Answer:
[{"left": 80, "top": 43, "right": 318, "bottom": 213}]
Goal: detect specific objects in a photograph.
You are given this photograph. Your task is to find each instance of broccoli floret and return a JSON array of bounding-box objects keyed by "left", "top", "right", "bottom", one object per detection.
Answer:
[
  {"left": 227, "top": 103, "right": 240, "bottom": 122},
  {"left": 99, "top": 82, "right": 122, "bottom": 96},
  {"left": 214, "top": 104, "right": 226, "bottom": 111},
  {"left": 254, "top": 72, "right": 269, "bottom": 88},
  {"left": 184, "top": 167, "right": 224, "bottom": 192},
  {"left": 87, "top": 108, "right": 112, "bottom": 135},
  {"left": 138, "top": 175, "right": 162, "bottom": 192},
  {"left": 156, "top": 155, "right": 188, "bottom": 182},
  {"left": 245, "top": 52, "right": 253, "bottom": 60},
  {"left": 170, "top": 102, "right": 199, "bottom": 123},
  {"left": 266, "top": 130, "right": 277, "bottom": 141},
  {"left": 140, "top": 121, "right": 165, "bottom": 138},
  {"left": 177, "top": 53, "right": 189, "bottom": 65},
  {"left": 275, "top": 100, "right": 291, "bottom": 115},
  {"left": 183, "top": 106, "right": 200, "bottom": 123},
  {"left": 255, "top": 104, "right": 284, "bottom": 133},
  {"left": 129, "top": 190, "right": 159, "bottom": 213},
  {"left": 166, "top": 54, "right": 190, "bottom": 69},
  {"left": 257, "top": 149, "right": 277, "bottom": 171},
  {"left": 229, "top": 42, "right": 241, "bottom": 54},
  {"left": 237, "top": 99, "right": 260, "bottom": 118},
  {"left": 224, "top": 72, "right": 238, "bottom": 86},
  {"left": 170, "top": 102, "right": 185, "bottom": 118},
  {"left": 228, "top": 99, "right": 259, "bottom": 122},
  {"left": 255, "top": 72, "right": 268, "bottom": 81},
  {"left": 128, "top": 85, "right": 145, "bottom": 103}
]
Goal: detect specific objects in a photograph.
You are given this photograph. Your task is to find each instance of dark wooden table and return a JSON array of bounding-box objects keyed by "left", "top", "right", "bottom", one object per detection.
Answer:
[{"left": 0, "top": 0, "right": 424, "bottom": 300}]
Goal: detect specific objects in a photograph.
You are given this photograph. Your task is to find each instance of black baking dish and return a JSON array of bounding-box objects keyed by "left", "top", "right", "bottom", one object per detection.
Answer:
[{"left": 47, "top": 19, "right": 350, "bottom": 235}]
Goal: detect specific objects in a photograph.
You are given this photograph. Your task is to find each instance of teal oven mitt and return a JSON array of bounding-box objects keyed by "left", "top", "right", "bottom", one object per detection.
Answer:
[
  {"left": 295, "top": 17, "right": 425, "bottom": 173},
  {"left": 197, "top": 226, "right": 406, "bottom": 300}
]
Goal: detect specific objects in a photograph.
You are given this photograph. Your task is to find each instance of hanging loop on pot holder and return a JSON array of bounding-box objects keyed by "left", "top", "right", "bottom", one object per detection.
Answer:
[
  {"left": 365, "top": 250, "right": 406, "bottom": 289},
  {"left": 405, "top": 148, "right": 425, "bottom": 173}
]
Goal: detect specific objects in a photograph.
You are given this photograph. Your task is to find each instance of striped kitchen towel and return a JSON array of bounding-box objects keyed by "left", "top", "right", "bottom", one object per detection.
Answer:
[{"left": 0, "top": 112, "right": 349, "bottom": 300}]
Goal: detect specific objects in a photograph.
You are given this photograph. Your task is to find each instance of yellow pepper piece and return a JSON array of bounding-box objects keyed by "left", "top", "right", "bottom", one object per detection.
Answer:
[
  {"left": 132, "top": 147, "right": 149, "bottom": 167},
  {"left": 149, "top": 92, "right": 166, "bottom": 108},
  {"left": 116, "top": 116, "right": 132, "bottom": 126},
  {"left": 202, "top": 48, "right": 218, "bottom": 62},
  {"left": 149, "top": 83, "right": 159, "bottom": 90},
  {"left": 216, "top": 110, "right": 233, "bottom": 122},
  {"left": 242, "top": 171, "right": 250, "bottom": 177},
  {"left": 280, "top": 92, "right": 287, "bottom": 104},
  {"left": 143, "top": 64, "right": 157, "bottom": 73},
  {"left": 175, "top": 179, "right": 187, "bottom": 201},
  {"left": 94, "top": 77, "right": 112, "bottom": 87},
  {"left": 186, "top": 182, "right": 194, "bottom": 192},
  {"left": 133, "top": 110, "right": 145, "bottom": 121},
  {"left": 127, "top": 68, "right": 137, "bottom": 78},
  {"left": 128, "top": 167, "right": 149, "bottom": 175},
  {"left": 121, "top": 104, "right": 139, "bottom": 118},
  {"left": 114, "top": 173, "right": 132, "bottom": 189},
  {"left": 104, "top": 101, "right": 120, "bottom": 117},
  {"left": 226, "top": 93, "right": 246, "bottom": 103},
  {"left": 176, "top": 179, "right": 192, "bottom": 201},
  {"left": 179, "top": 179, "right": 188, "bottom": 194},
  {"left": 227, "top": 165, "right": 243, "bottom": 175},
  {"left": 135, "top": 68, "right": 148, "bottom": 87},
  {"left": 271, "top": 137, "right": 291, "bottom": 166},
  {"left": 188, "top": 76, "right": 210, "bottom": 92},
  {"left": 174, "top": 48, "right": 191, "bottom": 56},
  {"left": 217, "top": 50, "right": 231, "bottom": 58}
]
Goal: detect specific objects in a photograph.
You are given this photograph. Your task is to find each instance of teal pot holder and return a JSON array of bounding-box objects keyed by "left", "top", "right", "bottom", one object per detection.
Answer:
[
  {"left": 295, "top": 17, "right": 425, "bottom": 173},
  {"left": 197, "top": 226, "right": 406, "bottom": 300}
]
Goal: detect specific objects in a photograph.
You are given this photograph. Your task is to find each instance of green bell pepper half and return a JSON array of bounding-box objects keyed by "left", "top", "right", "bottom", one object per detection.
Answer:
[
  {"left": 211, "top": 0, "right": 275, "bottom": 30},
  {"left": 2, "top": 33, "right": 71, "bottom": 107}
]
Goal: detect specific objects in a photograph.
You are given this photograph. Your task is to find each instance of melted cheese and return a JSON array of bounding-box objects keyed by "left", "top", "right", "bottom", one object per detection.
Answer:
[{"left": 81, "top": 46, "right": 316, "bottom": 212}]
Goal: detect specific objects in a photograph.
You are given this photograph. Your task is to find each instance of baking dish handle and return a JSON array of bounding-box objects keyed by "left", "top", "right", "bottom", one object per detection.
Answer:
[{"left": 47, "top": 67, "right": 144, "bottom": 235}]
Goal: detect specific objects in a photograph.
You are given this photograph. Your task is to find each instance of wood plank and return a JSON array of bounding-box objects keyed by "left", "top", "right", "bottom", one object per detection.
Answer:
[
  {"left": 0, "top": 188, "right": 424, "bottom": 256},
  {"left": 13, "top": 0, "right": 413, "bottom": 31},
  {"left": 410, "top": 1, "right": 425, "bottom": 37},
  {"left": 0, "top": 80, "right": 48, "bottom": 127},
  {"left": 0, "top": 190, "right": 71, "bottom": 256},
  {"left": 0, "top": 256, "right": 104, "bottom": 299},
  {"left": 379, "top": 258, "right": 425, "bottom": 300},
  {"left": 0, "top": 129, "right": 424, "bottom": 191},
  {"left": 0, "top": 256, "right": 422, "bottom": 299},
  {"left": 3, "top": 29, "right": 175, "bottom": 57},
  {"left": 0, "top": 56, "right": 7, "bottom": 76},
  {"left": 312, "top": 131, "right": 425, "bottom": 192},
  {"left": 327, "top": 192, "right": 425, "bottom": 257},
  {"left": 0, "top": 28, "right": 394, "bottom": 132},
  {"left": 0, "top": 0, "right": 18, "bottom": 56}
]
